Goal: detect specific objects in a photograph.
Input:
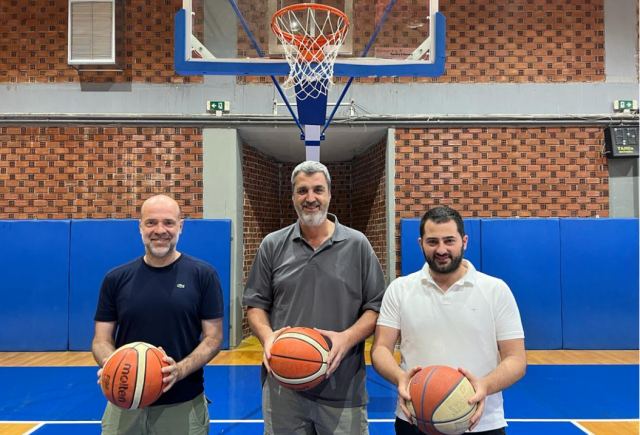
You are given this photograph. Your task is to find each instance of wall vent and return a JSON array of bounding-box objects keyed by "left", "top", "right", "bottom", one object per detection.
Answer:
[{"left": 68, "top": 0, "right": 115, "bottom": 64}]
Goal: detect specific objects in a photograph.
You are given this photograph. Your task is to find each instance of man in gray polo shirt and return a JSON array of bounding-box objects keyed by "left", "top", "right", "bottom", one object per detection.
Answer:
[{"left": 243, "top": 160, "right": 386, "bottom": 435}]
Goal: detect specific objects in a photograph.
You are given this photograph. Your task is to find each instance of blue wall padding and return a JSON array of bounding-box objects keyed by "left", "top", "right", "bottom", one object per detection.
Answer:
[
  {"left": 68, "top": 219, "right": 232, "bottom": 351},
  {"left": 400, "top": 219, "right": 481, "bottom": 276},
  {"left": 179, "top": 219, "right": 232, "bottom": 350},
  {"left": 0, "top": 221, "right": 70, "bottom": 351},
  {"left": 68, "top": 220, "right": 144, "bottom": 351},
  {"left": 560, "top": 219, "right": 639, "bottom": 349},
  {"left": 481, "top": 219, "right": 563, "bottom": 349}
]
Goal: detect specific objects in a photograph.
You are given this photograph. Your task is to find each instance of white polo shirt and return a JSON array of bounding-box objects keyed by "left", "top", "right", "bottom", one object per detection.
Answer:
[{"left": 377, "top": 260, "right": 524, "bottom": 432}]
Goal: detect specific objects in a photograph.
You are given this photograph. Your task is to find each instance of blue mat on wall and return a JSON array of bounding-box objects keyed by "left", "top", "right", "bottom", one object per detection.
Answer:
[
  {"left": 560, "top": 219, "right": 639, "bottom": 349},
  {"left": 0, "top": 221, "right": 70, "bottom": 351},
  {"left": 481, "top": 219, "right": 563, "bottom": 349}
]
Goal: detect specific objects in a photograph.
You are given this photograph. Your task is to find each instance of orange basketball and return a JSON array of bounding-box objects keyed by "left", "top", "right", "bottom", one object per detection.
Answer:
[
  {"left": 100, "top": 342, "right": 168, "bottom": 409},
  {"left": 269, "top": 327, "right": 332, "bottom": 391},
  {"left": 407, "top": 365, "right": 477, "bottom": 435}
]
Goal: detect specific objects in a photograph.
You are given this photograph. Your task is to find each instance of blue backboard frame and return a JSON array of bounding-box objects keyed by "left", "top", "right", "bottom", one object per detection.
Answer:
[{"left": 174, "top": 8, "right": 446, "bottom": 78}]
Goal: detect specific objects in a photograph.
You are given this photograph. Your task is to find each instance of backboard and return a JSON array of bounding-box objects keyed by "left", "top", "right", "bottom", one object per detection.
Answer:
[{"left": 175, "top": 0, "right": 445, "bottom": 78}]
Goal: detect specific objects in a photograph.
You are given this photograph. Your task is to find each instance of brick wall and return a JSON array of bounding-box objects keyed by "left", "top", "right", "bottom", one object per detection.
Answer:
[
  {"left": 241, "top": 145, "right": 282, "bottom": 337},
  {"left": 0, "top": 0, "right": 607, "bottom": 84},
  {"left": 352, "top": 138, "right": 388, "bottom": 277},
  {"left": 0, "top": 126, "right": 203, "bottom": 218},
  {"left": 440, "top": 0, "right": 605, "bottom": 83},
  {"left": 239, "top": 0, "right": 605, "bottom": 84},
  {"left": 394, "top": 126, "right": 609, "bottom": 274},
  {"left": 0, "top": 0, "right": 201, "bottom": 84}
]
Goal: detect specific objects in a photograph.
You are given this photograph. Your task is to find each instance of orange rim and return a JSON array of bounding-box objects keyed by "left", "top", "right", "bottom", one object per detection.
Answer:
[{"left": 271, "top": 3, "right": 350, "bottom": 60}]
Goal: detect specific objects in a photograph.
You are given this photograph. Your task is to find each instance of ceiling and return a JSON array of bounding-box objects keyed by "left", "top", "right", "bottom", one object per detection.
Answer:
[{"left": 237, "top": 125, "right": 388, "bottom": 162}]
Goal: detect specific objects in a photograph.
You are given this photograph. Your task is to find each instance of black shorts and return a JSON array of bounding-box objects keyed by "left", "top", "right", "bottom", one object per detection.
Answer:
[{"left": 394, "top": 417, "right": 507, "bottom": 435}]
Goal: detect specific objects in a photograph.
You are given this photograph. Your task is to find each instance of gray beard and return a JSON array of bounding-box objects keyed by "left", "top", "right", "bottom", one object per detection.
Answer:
[{"left": 299, "top": 210, "right": 327, "bottom": 227}]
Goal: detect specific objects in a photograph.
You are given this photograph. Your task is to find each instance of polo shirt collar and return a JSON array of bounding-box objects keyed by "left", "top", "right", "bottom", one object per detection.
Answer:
[
  {"left": 292, "top": 213, "right": 348, "bottom": 243},
  {"left": 420, "top": 259, "right": 478, "bottom": 289}
]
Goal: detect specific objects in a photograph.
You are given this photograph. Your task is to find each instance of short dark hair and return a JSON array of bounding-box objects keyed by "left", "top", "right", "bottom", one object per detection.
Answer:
[{"left": 419, "top": 206, "right": 465, "bottom": 239}]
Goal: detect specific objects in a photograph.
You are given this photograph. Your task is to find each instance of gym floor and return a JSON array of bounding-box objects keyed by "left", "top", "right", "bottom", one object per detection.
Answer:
[{"left": 0, "top": 339, "right": 637, "bottom": 435}]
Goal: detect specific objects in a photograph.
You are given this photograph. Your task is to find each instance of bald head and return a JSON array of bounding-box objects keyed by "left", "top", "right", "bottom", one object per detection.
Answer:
[{"left": 140, "top": 194, "right": 181, "bottom": 219}]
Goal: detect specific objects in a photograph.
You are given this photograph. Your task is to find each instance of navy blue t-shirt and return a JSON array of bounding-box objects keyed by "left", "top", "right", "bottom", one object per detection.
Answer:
[{"left": 94, "top": 254, "right": 224, "bottom": 405}]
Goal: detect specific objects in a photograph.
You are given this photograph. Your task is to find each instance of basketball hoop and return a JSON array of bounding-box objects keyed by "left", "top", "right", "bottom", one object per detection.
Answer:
[{"left": 271, "top": 3, "right": 350, "bottom": 100}]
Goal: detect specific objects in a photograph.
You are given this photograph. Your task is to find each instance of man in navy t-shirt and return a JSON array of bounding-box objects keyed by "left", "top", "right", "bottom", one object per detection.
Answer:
[{"left": 92, "top": 194, "right": 224, "bottom": 435}]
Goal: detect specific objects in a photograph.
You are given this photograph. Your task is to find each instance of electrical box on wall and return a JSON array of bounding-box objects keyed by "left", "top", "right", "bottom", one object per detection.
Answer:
[{"left": 604, "top": 126, "right": 639, "bottom": 158}]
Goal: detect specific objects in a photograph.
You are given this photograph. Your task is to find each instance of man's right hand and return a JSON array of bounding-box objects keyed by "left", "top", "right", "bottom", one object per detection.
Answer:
[
  {"left": 95, "top": 354, "right": 112, "bottom": 385},
  {"left": 398, "top": 366, "right": 421, "bottom": 422},
  {"left": 262, "top": 326, "right": 290, "bottom": 373}
]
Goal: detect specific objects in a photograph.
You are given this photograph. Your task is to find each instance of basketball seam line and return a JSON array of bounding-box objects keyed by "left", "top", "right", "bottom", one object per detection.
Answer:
[{"left": 270, "top": 353, "right": 328, "bottom": 364}]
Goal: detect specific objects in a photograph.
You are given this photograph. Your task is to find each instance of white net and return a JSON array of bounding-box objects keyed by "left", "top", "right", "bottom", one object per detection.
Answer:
[{"left": 272, "top": 4, "right": 349, "bottom": 100}]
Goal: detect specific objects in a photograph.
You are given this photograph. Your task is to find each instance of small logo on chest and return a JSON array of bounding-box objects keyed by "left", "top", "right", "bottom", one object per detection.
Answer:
[{"left": 176, "top": 283, "right": 185, "bottom": 288}]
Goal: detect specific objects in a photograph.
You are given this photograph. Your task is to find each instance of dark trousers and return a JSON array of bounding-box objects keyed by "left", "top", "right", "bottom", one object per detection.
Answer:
[{"left": 394, "top": 417, "right": 507, "bottom": 435}]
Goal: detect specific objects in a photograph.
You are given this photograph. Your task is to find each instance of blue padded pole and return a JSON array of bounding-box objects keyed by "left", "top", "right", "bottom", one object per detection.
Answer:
[{"left": 323, "top": 0, "right": 397, "bottom": 134}]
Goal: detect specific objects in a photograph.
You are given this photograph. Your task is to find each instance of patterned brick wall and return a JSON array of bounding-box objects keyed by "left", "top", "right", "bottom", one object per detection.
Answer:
[
  {"left": 0, "top": 126, "right": 203, "bottom": 218},
  {"left": 241, "top": 145, "right": 282, "bottom": 338},
  {"left": 0, "top": 0, "right": 201, "bottom": 84},
  {"left": 439, "top": 0, "right": 605, "bottom": 83},
  {"left": 394, "top": 126, "right": 609, "bottom": 274},
  {"left": 352, "top": 138, "right": 388, "bottom": 278},
  {"left": 0, "top": 0, "right": 607, "bottom": 84},
  {"left": 239, "top": 0, "right": 605, "bottom": 84},
  {"left": 241, "top": 144, "right": 283, "bottom": 284}
]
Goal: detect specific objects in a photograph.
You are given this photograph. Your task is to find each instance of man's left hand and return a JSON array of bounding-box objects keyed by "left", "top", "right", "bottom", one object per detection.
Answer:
[
  {"left": 458, "top": 367, "right": 487, "bottom": 430},
  {"left": 313, "top": 328, "right": 353, "bottom": 377},
  {"left": 159, "top": 347, "right": 182, "bottom": 393}
]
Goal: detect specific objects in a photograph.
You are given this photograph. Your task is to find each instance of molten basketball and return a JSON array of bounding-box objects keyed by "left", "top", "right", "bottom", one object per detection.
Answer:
[
  {"left": 406, "top": 365, "right": 477, "bottom": 435},
  {"left": 100, "top": 342, "right": 168, "bottom": 409},
  {"left": 269, "top": 327, "right": 332, "bottom": 391}
]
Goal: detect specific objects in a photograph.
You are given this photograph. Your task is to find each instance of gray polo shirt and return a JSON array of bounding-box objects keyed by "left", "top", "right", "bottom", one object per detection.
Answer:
[{"left": 243, "top": 214, "right": 386, "bottom": 407}]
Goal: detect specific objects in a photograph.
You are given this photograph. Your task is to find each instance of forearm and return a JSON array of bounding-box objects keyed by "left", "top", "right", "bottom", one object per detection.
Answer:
[
  {"left": 246, "top": 307, "right": 273, "bottom": 345},
  {"left": 176, "top": 334, "right": 222, "bottom": 379},
  {"left": 91, "top": 339, "right": 115, "bottom": 367},
  {"left": 342, "top": 309, "right": 379, "bottom": 348},
  {"left": 482, "top": 354, "right": 526, "bottom": 395},
  {"left": 371, "top": 344, "right": 404, "bottom": 386}
]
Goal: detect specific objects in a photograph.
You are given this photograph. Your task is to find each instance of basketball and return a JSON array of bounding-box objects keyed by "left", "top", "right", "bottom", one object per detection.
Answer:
[
  {"left": 269, "top": 327, "right": 332, "bottom": 391},
  {"left": 406, "top": 365, "right": 477, "bottom": 435},
  {"left": 100, "top": 342, "right": 168, "bottom": 409}
]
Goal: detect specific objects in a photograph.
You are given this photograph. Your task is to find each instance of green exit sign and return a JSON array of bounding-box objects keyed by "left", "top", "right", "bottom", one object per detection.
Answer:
[
  {"left": 613, "top": 100, "right": 638, "bottom": 112},
  {"left": 207, "top": 100, "right": 230, "bottom": 113}
]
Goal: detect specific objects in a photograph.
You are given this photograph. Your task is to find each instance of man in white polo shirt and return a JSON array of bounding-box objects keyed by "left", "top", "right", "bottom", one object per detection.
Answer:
[{"left": 371, "top": 205, "right": 526, "bottom": 435}]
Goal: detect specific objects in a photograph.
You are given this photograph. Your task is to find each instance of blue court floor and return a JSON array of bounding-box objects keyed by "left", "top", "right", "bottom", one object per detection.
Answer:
[{"left": 0, "top": 365, "right": 637, "bottom": 434}]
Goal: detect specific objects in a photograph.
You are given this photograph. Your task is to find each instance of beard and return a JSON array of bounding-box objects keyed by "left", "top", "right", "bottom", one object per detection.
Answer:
[
  {"left": 144, "top": 234, "right": 179, "bottom": 259},
  {"left": 295, "top": 201, "right": 328, "bottom": 227},
  {"left": 422, "top": 248, "right": 464, "bottom": 274}
]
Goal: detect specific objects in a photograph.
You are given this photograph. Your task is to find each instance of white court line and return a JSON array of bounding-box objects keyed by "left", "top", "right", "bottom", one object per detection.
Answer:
[
  {"left": 21, "top": 423, "right": 44, "bottom": 435},
  {"left": 571, "top": 421, "right": 595, "bottom": 435},
  {"left": 506, "top": 418, "right": 638, "bottom": 422},
  {"left": 2, "top": 418, "right": 638, "bottom": 424}
]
